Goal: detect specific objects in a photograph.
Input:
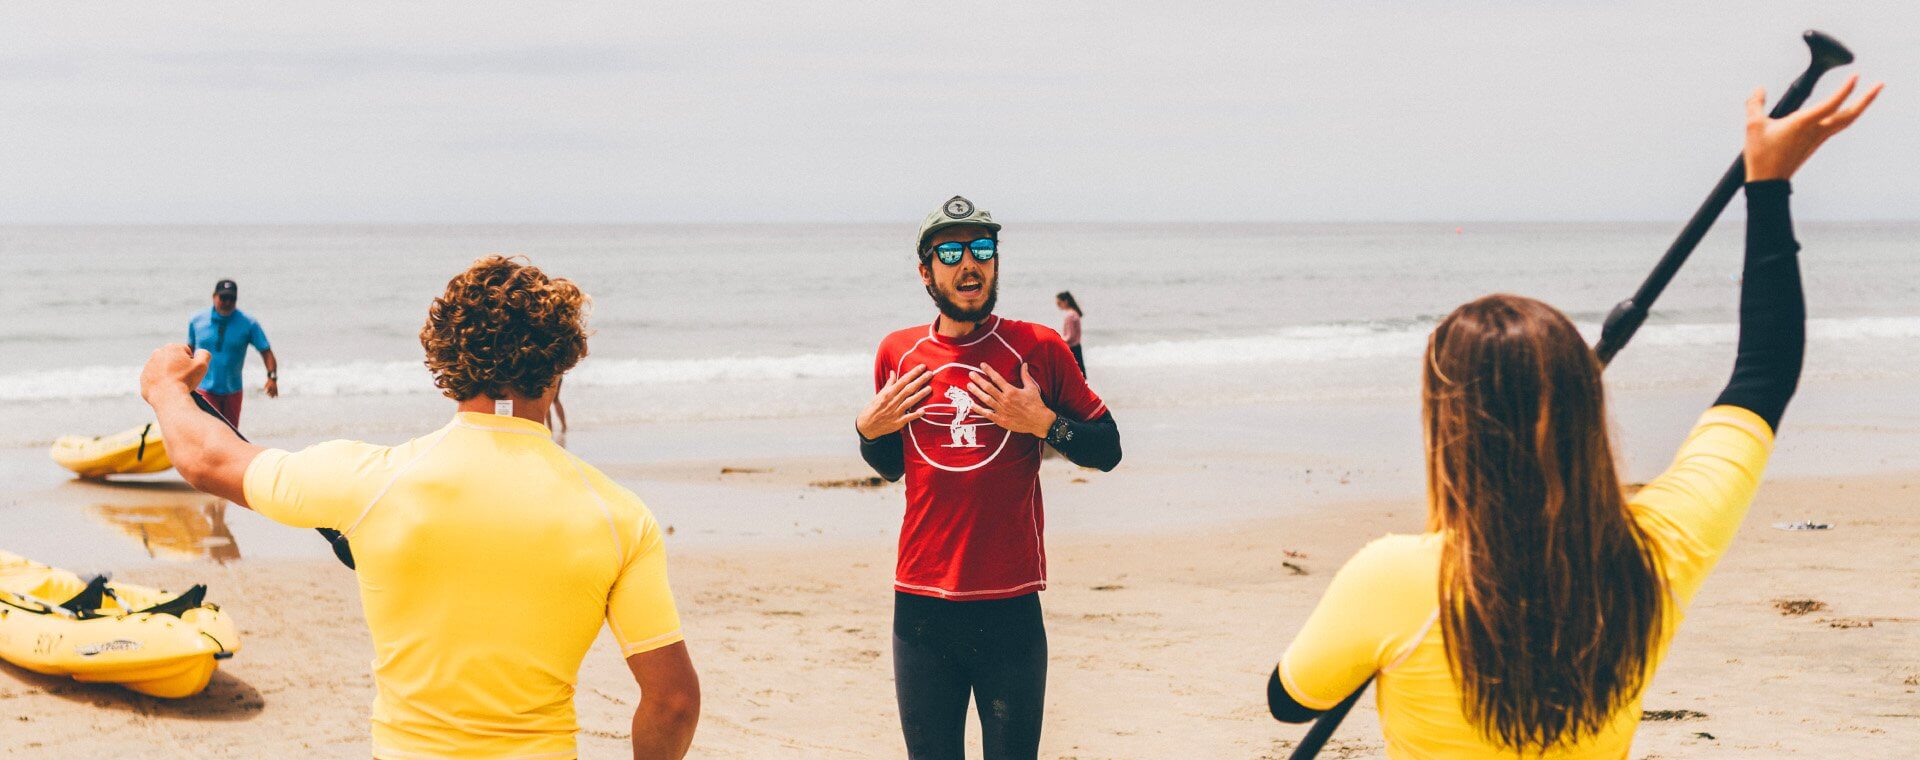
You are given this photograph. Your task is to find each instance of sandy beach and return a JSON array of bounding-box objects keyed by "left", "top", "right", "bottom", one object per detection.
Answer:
[
  {"left": 5, "top": 384, "right": 1918, "bottom": 758},
  {"left": 5, "top": 4, "right": 1916, "bottom": 757}
]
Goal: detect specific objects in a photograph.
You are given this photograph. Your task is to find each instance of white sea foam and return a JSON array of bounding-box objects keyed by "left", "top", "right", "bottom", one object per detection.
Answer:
[{"left": 7, "top": 316, "right": 1920, "bottom": 404}]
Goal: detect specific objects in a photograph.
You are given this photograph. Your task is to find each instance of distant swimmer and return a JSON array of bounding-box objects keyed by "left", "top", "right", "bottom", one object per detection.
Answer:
[
  {"left": 142, "top": 256, "right": 701, "bottom": 759},
  {"left": 186, "top": 278, "right": 276, "bottom": 428},
  {"left": 857, "top": 196, "right": 1122, "bottom": 759},
  {"left": 1055, "top": 291, "right": 1085, "bottom": 376},
  {"left": 1266, "top": 78, "right": 1880, "bottom": 757}
]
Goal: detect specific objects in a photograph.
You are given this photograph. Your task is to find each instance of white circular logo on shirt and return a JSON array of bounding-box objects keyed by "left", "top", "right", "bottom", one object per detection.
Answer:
[{"left": 906, "top": 362, "right": 1018, "bottom": 472}]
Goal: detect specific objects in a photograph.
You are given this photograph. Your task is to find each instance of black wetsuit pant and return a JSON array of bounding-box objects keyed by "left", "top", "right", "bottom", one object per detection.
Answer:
[{"left": 893, "top": 591, "right": 1047, "bottom": 760}]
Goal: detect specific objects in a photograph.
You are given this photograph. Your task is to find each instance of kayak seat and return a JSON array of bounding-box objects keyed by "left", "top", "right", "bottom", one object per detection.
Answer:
[
  {"left": 59, "top": 575, "right": 114, "bottom": 616},
  {"left": 137, "top": 584, "right": 208, "bottom": 618}
]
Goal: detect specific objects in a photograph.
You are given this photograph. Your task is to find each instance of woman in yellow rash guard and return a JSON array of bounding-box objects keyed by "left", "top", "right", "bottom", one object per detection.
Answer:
[
  {"left": 142, "top": 256, "right": 701, "bottom": 759},
  {"left": 1267, "top": 79, "right": 1881, "bottom": 758}
]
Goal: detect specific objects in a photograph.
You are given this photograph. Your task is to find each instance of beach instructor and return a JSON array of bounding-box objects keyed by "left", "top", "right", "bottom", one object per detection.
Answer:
[
  {"left": 142, "top": 256, "right": 701, "bottom": 759},
  {"left": 858, "top": 196, "right": 1123, "bottom": 759},
  {"left": 187, "top": 278, "right": 277, "bottom": 428}
]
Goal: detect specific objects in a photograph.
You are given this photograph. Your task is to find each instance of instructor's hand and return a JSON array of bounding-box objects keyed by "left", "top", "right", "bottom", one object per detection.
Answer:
[
  {"left": 857, "top": 364, "right": 932, "bottom": 440},
  {"left": 966, "top": 364, "right": 1056, "bottom": 438},
  {"left": 1745, "top": 73, "right": 1882, "bottom": 182},
  {"left": 264, "top": 378, "right": 280, "bottom": 398},
  {"left": 140, "top": 345, "right": 210, "bottom": 404}
]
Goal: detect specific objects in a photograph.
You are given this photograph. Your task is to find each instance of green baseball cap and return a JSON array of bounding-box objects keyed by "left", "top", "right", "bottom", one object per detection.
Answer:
[{"left": 917, "top": 195, "right": 1001, "bottom": 251}]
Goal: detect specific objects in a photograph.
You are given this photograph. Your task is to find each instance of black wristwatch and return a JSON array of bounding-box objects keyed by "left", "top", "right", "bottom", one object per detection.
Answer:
[{"left": 1045, "top": 415, "right": 1073, "bottom": 446}]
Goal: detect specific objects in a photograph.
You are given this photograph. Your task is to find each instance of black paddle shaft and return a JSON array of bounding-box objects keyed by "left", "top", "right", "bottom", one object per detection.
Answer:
[
  {"left": 1287, "top": 676, "right": 1370, "bottom": 760},
  {"left": 1593, "top": 30, "right": 1853, "bottom": 366},
  {"left": 1291, "top": 30, "right": 1856, "bottom": 760},
  {"left": 188, "top": 390, "right": 357, "bottom": 569}
]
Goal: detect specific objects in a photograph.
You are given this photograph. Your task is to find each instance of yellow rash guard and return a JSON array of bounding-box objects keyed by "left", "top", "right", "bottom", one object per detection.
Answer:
[
  {"left": 243, "top": 412, "right": 684, "bottom": 759},
  {"left": 1278, "top": 406, "right": 1774, "bottom": 758}
]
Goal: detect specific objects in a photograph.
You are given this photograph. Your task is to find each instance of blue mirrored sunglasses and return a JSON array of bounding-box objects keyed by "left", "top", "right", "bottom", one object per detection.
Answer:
[{"left": 930, "top": 238, "right": 997, "bottom": 266}]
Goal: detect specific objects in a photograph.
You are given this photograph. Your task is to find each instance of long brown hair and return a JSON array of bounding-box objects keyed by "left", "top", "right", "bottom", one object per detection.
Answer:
[{"left": 1423, "top": 294, "right": 1665, "bottom": 751}]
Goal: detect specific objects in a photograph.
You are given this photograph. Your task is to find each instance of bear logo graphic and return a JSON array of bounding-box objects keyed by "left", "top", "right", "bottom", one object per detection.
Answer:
[{"left": 941, "top": 386, "right": 981, "bottom": 448}]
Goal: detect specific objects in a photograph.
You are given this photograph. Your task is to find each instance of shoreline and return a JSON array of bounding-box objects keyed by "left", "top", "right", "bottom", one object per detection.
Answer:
[{"left": 11, "top": 373, "right": 1920, "bottom": 568}]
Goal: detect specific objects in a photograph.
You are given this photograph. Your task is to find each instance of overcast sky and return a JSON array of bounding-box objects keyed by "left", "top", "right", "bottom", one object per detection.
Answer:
[{"left": 1, "top": 2, "right": 1912, "bottom": 223}]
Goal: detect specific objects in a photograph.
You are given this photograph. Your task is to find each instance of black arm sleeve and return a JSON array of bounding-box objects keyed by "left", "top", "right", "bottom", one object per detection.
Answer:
[
  {"left": 1711, "top": 180, "right": 1805, "bottom": 431},
  {"left": 1047, "top": 411, "right": 1122, "bottom": 472},
  {"left": 1267, "top": 667, "right": 1326, "bottom": 723},
  {"left": 859, "top": 429, "right": 905, "bottom": 482}
]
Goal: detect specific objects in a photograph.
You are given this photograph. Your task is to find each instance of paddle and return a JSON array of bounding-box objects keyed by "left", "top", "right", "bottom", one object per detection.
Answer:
[
  {"left": 1286, "top": 676, "right": 1369, "bottom": 759},
  {"left": 1289, "top": 29, "right": 1856, "bottom": 760},
  {"left": 1592, "top": 30, "right": 1854, "bottom": 365},
  {"left": 188, "top": 391, "right": 357, "bottom": 570}
]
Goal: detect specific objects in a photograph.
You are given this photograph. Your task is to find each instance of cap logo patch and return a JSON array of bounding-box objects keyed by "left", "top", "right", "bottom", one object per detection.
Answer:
[{"left": 943, "top": 196, "right": 974, "bottom": 219}]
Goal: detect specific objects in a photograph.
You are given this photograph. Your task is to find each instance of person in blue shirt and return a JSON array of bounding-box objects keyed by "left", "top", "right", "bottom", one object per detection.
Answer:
[{"left": 187, "top": 278, "right": 278, "bottom": 428}]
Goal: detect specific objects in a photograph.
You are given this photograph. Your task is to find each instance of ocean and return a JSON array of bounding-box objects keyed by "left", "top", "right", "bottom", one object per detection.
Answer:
[
  {"left": 4, "top": 221, "right": 1920, "bottom": 450},
  {"left": 6, "top": 221, "right": 1920, "bottom": 566}
]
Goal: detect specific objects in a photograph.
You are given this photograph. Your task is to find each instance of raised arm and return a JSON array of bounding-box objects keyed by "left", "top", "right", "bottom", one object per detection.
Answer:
[
  {"left": 1713, "top": 76, "right": 1881, "bottom": 429},
  {"left": 1711, "top": 181, "right": 1801, "bottom": 429},
  {"left": 140, "top": 345, "right": 265, "bottom": 505},
  {"left": 1627, "top": 80, "right": 1882, "bottom": 602}
]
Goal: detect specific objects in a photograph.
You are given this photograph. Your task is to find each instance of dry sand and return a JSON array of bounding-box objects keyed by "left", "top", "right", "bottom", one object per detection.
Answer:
[{"left": 4, "top": 460, "right": 1917, "bottom": 758}]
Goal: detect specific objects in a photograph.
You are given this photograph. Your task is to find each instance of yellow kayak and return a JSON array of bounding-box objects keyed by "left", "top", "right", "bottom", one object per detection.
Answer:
[
  {"left": 0, "top": 551, "right": 239, "bottom": 698},
  {"left": 50, "top": 423, "right": 172, "bottom": 478}
]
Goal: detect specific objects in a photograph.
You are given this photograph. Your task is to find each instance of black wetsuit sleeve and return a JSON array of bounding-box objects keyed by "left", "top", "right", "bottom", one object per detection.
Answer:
[
  {"left": 1711, "top": 180, "right": 1805, "bottom": 431},
  {"left": 860, "top": 429, "right": 905, "bottom": 482},
  {"left": 1268, "top": 667, "right": 1326, "bottom": 723},
  {"left": 1047, "top": 411, "right": 1121, "bottom": 472}
]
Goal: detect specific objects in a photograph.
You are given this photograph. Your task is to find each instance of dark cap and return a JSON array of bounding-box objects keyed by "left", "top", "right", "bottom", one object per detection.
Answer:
[{"left": 213, "top": 279, "right": 238, "bottom": 297}]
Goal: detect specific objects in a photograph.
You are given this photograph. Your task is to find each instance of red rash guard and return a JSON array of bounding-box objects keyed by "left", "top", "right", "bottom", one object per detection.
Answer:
[{"left": 872, "top": 315, "right": 1109, "bottom": 601}]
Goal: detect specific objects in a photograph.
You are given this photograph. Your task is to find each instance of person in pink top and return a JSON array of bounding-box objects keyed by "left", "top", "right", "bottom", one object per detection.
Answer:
[{"left": 1055, "top": 291, "right": 1084, "bottom": 376}]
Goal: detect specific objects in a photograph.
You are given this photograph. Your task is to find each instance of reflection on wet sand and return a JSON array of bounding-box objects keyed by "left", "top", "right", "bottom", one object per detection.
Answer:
[{"left": 86, "top": 501, "right": 242, "bottom": 564}]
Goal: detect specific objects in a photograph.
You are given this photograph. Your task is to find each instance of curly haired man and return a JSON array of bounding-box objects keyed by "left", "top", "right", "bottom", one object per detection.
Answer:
[{"left": 140, "top": 255, "right": 701, "bottom": 760}]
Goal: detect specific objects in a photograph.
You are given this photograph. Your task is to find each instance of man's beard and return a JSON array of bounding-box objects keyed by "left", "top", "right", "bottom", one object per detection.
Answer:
[{"left": 927, "top": 275, "right": 999, "bottom": 323}]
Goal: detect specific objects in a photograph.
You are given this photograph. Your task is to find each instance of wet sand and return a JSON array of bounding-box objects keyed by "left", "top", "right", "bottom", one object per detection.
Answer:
[{"left": 3, "top": 460, "right": 1917, "bottom": 758}]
